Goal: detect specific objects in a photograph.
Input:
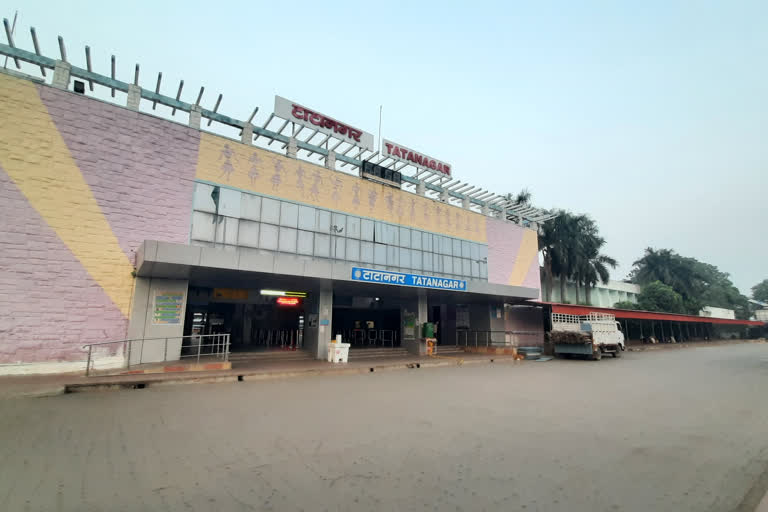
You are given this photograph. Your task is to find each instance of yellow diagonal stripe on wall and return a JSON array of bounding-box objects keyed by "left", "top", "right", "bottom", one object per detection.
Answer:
[
  {"left": 0, "top": 74, "right": 133, "bottom": 316},
  {"left": 508, "top": 229, "right": 538, "bottom": 286}
]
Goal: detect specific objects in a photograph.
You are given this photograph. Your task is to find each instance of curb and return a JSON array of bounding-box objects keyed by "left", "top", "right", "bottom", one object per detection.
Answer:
[
  {"left": 63, "top": 357, "right": 517, "bottom": 394},
  {"left": 0, "top": 386, "right": 67, "bottom": 400}
]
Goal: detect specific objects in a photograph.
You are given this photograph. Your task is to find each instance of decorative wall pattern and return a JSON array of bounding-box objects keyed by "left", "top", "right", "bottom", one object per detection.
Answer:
[
  {"left": 0, "top": 73, "right": 197, "bottom": 363},
  {"left": 196, "top": 134, "right": 489, "bottom": 243}
]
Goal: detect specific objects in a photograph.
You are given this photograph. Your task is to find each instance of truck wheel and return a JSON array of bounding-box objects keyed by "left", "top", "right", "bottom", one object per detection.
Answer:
[
  {"left": 593, "top": 349, "right": 602, "bottom": 361},
  {"left": 613, "top": 348, "right": 621, "bottom": 358}
]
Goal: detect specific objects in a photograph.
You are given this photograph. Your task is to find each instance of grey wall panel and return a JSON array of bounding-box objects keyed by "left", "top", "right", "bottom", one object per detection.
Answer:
[
  {"left": 471, "top": 242, "right": 480, "bottom": 260},
  {"left": 280, "top": 202, "right": 299, "bottom": 228},
  {"left": 332, "top": 236, "right": 345, "bottom": 260},
  {"left": 218, "top": 188, "right": 241, "bottom": 218},
  {"left": 387, "top": 245, "right": 399, "bottom": 267},
  {"left": 240, "top": 194, "right": 262, "bottom": 221},
  {"left": 411, "top": 230, "right": 422, "bottom": 250},
  {"left": 374, "top": 243, "right": 386, "bottom": 265},
  {"left": 399, "top": 247, "right": 411, "bottom": 269},
  {"left": 261, "top": 197, "right": 281, "bottom": 225},
  {"left": 347, "top": 216, "right": 361, "bottom": 239},
  {"left": 399, "top": 227, "right": 411, "bottom": 248},
  {"left": 410, "top": 249, "right": 422, "bottom": 270},
  {"left": 452, "top": 238, "right": 462, "bottom": 258},
  {"left": 361, "top": 219, "right": 374, "bottom": 241},
  {"left": 314, "top": 233, "right": 330, "bottom": 258},
  {"left": 453, "top": 257, "right": 463, "bottom": 277},
  {"left": 462, "top": 240, "right": 471, "bottom": 259},
  {"left": 258, "top": 223, "right": 279, "bottom": 251},
  {"left": 193, "top": 183, "right": 216, "bottom": 213},
  {"left": 462, "top": 258, "right": 471, "bottom": 277},
  {"left": 332, "top": 213, "right": 347, "bottom": 236},
  {"left": 422, "top": 251, "right": 432, "bottom": 272},
  {"left": 298, "top": 205, "right": 315, "bottom": 230},
  {"left": 191, "top": 211, "right": 215, "bottom": 242},
  {"left": 215, "top": 217, "right": 239, "bottom": 246},
  {"left": 346, "top": 239, "right": 360, "bottom": 262},
  {"left": 297, "top": 230, "right": 314, "bottom": 255},
  {"left": 279, "top": 227, "right": 298, "bottom": 253},
  {"left": 374, "top": 221, "right": 385, "bottom": 244},
  {"left": 237, "top": 219, "right": 260, "bottom": 248},
  {"left": 443, "top": 254, "right": 453, "bottom": 274},
  {"left": 361, "top": 241, "right": 374, "bottom": 263},
  {"left": 315, "top": 209, "right": 331, "bottom": 234}
]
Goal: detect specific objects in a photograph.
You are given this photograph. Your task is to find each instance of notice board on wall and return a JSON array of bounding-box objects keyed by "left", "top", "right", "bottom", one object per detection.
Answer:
[{"left": 153, "top": 291, "right": 184, "bottom": 325}]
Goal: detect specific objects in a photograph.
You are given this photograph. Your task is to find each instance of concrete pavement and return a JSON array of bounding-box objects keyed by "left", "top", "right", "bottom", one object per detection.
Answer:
[{"left": 1, "top": 343, "right": 767, "bottom": 511}]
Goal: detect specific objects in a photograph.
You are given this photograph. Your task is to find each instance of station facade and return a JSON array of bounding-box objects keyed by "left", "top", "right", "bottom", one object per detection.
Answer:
[{"left": 0, "top": 61, "right": 545, "bottom": 374}]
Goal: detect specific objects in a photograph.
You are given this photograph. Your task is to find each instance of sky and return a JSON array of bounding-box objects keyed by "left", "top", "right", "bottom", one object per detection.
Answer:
[{"left": 5, "top": 0, "right": 767, "bottom": 294}]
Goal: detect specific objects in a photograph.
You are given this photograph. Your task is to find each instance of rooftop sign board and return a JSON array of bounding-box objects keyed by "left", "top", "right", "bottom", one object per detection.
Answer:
[
  {"left": 274, "top": 95, "right": 375, "bottom": 152},
  {"left": 382, "top": 138, "right": 451, "bottom": 176}
]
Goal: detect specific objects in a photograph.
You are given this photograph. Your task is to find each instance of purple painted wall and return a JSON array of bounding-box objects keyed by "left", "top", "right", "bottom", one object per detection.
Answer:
[
  {"left": 39, "top": 87, "right": 199, "bottom": 264},
  {"left": 0, "top": 168, "right": 128, "bottom": 363}
]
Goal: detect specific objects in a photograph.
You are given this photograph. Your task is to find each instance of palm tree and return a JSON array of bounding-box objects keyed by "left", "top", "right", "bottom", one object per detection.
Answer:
[{"left": 539, "top": 212, "right": 616, "bottom": 304}]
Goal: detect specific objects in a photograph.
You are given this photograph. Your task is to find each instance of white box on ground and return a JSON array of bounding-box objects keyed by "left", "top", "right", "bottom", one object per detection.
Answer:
[{"left": 327, "top": 343, "right": 350, "bottom": 363}]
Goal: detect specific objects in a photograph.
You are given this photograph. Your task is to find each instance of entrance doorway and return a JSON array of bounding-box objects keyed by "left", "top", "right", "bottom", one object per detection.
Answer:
[
  {"left": 184, "top": 287, "right": 305, "bottom": 352},
  {"left": 332, "top": 294, "right": 401, "bottom": 348}
]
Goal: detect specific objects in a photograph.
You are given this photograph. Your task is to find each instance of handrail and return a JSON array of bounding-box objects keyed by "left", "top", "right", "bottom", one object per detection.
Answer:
[
  {"left": 83, "top": 333, "right": 230, "bottom": 376},
  {"left": 454, "top": 329, "right": 542, "bottom": 348}
]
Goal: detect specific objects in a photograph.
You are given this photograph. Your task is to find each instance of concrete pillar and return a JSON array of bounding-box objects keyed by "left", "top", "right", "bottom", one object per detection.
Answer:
[
  {"left": 126, "top": 278, "right": 189, "bottom": 365},
  {"left": 240, "top": 123, "right": 253, "bottom": 145},
  {"left": 325, "top": 150, "right": 336, "bottom": 170},
  {"left": 481, "top": 204, "right": 490, "bottom": 216},
  {"left": 402, "top": 290, "right": 429, "bottom": 355},
  {"left": 440, "top": 189, "right": 449, "bottom": 202},
  {"left": 189, "top": 106, "right": 202, "bottom": 129},
  {"left": 52, "top": 60, "right": 71, "bottom": 90},
  {"left": 126, "top": 84, "right": 141, "bottom": 111},
  {"left": 287, "top": 137, "right": 298, "bottom": 159},
  {"left": 416, "top": 180, "right": 426, "bottom": 196},
  {"left": 461, "top": 197, "right": 470, "bottom": 209},
  {"left": 305, "top": 286, "right": 333, "bottom": 359},
  {"left": 529, "top": 221, "right": 538, "bottom": 232}
]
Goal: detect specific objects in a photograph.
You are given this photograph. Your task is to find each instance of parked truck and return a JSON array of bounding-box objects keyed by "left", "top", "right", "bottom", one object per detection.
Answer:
[{"left": 550, "top": 312, "right": 625, "bottom": 360}]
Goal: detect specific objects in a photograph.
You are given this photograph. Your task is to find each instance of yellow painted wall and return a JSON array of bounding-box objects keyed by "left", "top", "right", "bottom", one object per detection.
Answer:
[{"left": 196, "top": 134, "right": 488, "bottom": 243}]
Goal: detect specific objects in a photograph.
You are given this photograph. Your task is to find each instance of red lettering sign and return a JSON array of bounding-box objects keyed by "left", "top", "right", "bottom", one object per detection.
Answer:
[{"left": 381, "top": 138, "right": 451, "bottom": 176}]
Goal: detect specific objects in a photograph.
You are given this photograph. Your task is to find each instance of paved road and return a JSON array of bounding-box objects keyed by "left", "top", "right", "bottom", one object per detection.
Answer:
[{"left": 1, "top": 343, "right": 767, "bottom": 511}]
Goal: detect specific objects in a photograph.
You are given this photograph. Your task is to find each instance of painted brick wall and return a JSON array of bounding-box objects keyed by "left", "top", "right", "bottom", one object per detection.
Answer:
[{"left": 0, "top": 73, "right": 198, "bottom": 365}]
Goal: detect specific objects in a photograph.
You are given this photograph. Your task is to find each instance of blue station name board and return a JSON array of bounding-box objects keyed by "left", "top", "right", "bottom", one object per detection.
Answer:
[{"left": 351, "top": 267, "right": 466, "bottom": 291}]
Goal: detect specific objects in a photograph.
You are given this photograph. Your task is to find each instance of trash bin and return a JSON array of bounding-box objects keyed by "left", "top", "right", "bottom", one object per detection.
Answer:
[{"left": 327, "top": 342, "right": 350, "bottom": 363}]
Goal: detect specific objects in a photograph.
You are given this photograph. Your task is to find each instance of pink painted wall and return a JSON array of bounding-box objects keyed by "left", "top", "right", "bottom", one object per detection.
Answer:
[
  {"left": 485, "top": 217, "right": 540, "bottom": 291},
  {"left": 0, "top": 168, "right": 128, "bottom": 363},
  {"left": 0, "top": 80, "right": 199, "bottom": 364},
  {"left": 39, "top": 87, "right": 199, "bottom": 265}
]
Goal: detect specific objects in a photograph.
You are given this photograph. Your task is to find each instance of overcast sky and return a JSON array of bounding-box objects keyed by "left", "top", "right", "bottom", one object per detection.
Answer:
[{"left": 6, "top": 0, "right": 767, "bottom": 294}]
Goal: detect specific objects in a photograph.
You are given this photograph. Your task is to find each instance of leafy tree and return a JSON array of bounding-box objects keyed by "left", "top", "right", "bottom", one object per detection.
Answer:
[
  {"left": 752, "top": 279, "right": 768, "bottom": 302},
  {"left": 629, "top": 248, "right": 750, "bottom": 317},
  {"left": 613, "top": 301, "right": 638, "bottom": 310},
  {"left": 636, "top": 281, "right": 686, "bottom": 313}
]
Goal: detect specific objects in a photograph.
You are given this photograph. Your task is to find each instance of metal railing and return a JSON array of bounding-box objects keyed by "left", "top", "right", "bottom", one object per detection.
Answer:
[
  {"left": 83, "top": 333, "right": 230, "bottom": 376},
  {"left": 245, "top": 329, "right": 303, "bottom": 350},
  {"left": 455, "top": 330, "right": 543, "bottom": 348},
  {"left": 341, "top": 329, "right": 399, "bottom": 348}
]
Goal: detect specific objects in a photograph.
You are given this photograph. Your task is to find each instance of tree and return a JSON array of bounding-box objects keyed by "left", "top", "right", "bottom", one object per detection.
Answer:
[
  {"left": 752, "top": 279, "right": 768, "bottom": 302},
  {"left": 629, "top": 248, "right": 750, "bottom": 317},
  {"left": 538, "top": 211, "right": 616, "bottom": 304},
  {"left": 636, "top": 281, "right": 686, "bottom": 313},
  {"left": 613, "top": 301, "right": 637, "bottom": 310}
]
